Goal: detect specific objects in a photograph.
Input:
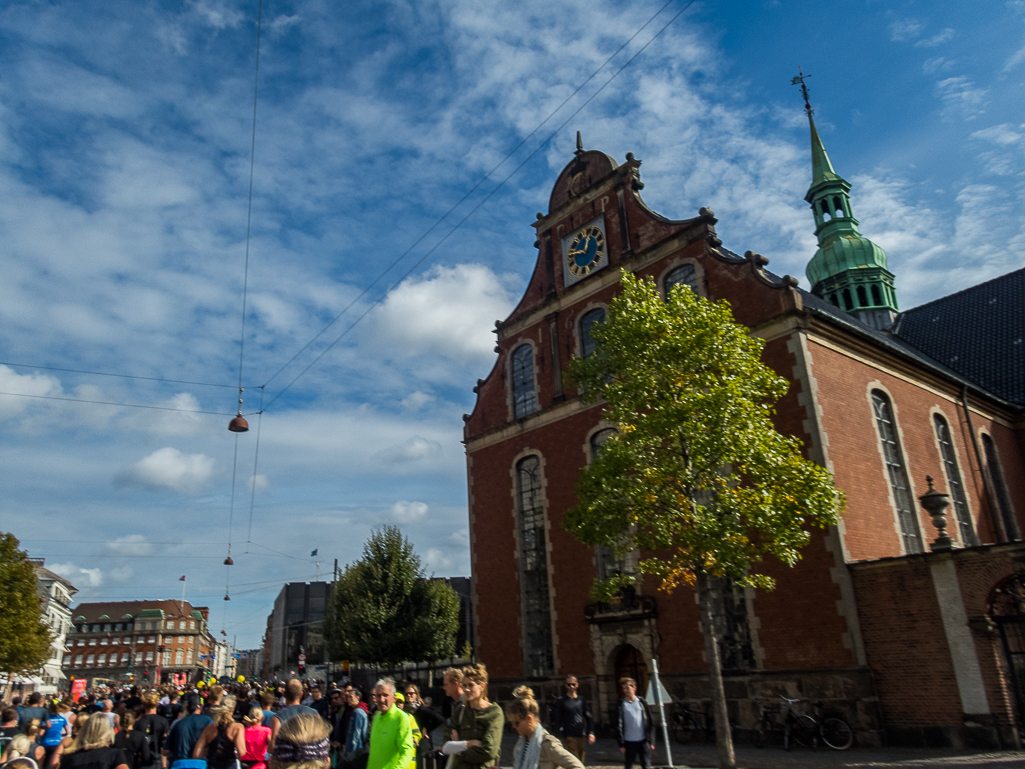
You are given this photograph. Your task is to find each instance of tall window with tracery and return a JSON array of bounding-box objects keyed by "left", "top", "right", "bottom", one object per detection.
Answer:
[
  {"left": 871, "top": 391, "right": 922, "bottom": 553},
  {"left": 589, "top": 428, "right": 627, "bottom": 580},
  {"left": 663, "top": 264, "right": 698, "bottom": 298},
  {"left": 982, "top": 434, "right": 1020, "bottom": 540},
  {"left": 516, "top": 455, "right": 553, "bottom": 676},
  {"left": 711, "top": 577, "right": 755, "bottom": 671},
  {"left": 511, "top": 344, "right": 538, "bottom": 419},
  {"left": 580, "top": 308, "right": 605, "bottom": 359},
  {"left": 933, "top": 415, "right": 975, "bottom": 545}
]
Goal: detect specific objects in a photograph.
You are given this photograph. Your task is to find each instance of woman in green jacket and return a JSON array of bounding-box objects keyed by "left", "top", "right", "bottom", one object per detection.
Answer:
[{"left": 443, "top": 665, "right": 502, "bottom": 769}]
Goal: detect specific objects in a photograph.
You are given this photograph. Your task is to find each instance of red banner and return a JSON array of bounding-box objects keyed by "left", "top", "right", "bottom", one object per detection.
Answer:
[{"left": 70, "top": 678, "right": 87, "bottom": 702}]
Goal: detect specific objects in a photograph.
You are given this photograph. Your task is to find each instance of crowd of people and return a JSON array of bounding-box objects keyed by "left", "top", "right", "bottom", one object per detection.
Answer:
[{"left": 1, "top": 668, "right": 655, "bottom": 769}]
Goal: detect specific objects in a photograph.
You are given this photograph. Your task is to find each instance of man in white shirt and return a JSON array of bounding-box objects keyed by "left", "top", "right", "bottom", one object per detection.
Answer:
[{"left": 615, "top": 678, "right": 653, "bottom": 769}]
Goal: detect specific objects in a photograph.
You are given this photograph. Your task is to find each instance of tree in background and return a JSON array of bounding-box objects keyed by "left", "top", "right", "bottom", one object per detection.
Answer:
[
  {"left": 326, "top": 526, "right": 460, "bottom": 667},
  {"left": 565, "top": 273, "right": 843, "bottom": 769},
  {"left": 0, "top": 532, "right": 53, "bottom": 702}
]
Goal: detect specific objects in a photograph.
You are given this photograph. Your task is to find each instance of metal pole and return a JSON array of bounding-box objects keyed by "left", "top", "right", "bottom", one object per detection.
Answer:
[{"left": 651, "top": 659, "right": 675, "bottom": 768}]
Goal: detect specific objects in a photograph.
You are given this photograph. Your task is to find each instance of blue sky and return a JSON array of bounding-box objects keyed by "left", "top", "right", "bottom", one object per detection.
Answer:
[{"left": 2, "top": 0, "right": 1023, "bottom": 649}]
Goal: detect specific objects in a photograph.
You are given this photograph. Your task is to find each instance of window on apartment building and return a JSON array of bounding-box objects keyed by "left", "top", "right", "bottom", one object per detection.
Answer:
[
  {"left": 663, "top": 263, "right": 698, "bottom": 298},
  {"left": 511, "top": 344, "right": 538, "bottom": 419},
  {"left": 178, "top": 636, "right": 184, "bottom": 644},
  {"left": 982, "top": 433, "right": 1021, "bottom": 540},
  {"left": 162, "top": 651, "right": 171, "bottom": 665},
  {"left": 186, "top": 650, "right": 193, "bottom": 664},
  {"left": 933, "top": 415, "right": 975, "bottom": 545},
  {"left": 516, "top": 455, "right": 553, "bottom": 677},
  {"left": 167, "top": 621, "right": 175, "bottom": 630},
  {"left": 123, "top": 637, "right": 130, "bottom": 644},
  {"left": 148, "top": 636, "right": 156, "bottom": 644},
  {"left": 145, "top": 651, "right": 154, "bottom": 663},
  {"left": 89, "top": 639, "right": 96, "bottom": 646},
  {"left": 175, "top": 649, "right": 183, "bottom": 665},
  {"left": 91, "top": 624, "right": 100, "bottom": 632},
  {"left": 100, "top": 638, "right": 108, "bottom": 645},
  {"left": 121, "top": 653, "right": 129, "bottom": 664},
  {"left": 74, "top": 655, "right": 83, "bottom": 666},
  {"left": 871, "top": 391, "right": 923, "bottom": 553},
  {"left": 103, "top": 624, "right": 112, "bottom": 632},
  {"left": 86, "top": 655, "right": 94, "bottom": 666},
  {"left": 97, "top": 654, "right": 105, "bottom": 666},
  {"left": 579, "top": 308, "right": 605, "bottom": 359},
  {"left": 190, "top": 621, "right": 195, "bottom": 630}
]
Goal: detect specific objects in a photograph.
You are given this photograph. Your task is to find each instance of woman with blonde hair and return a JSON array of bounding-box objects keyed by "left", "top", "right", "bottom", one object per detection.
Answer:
[
  {"left": 505, "top": 688, "right": 583, "bottom": 769},
  {"left": 442, "top": 665, "right": 501, "bottom": 769},
  {"left": 269, "top": 712, "right": 330, "bottom": 769},
  {"left": 239, "top": 708, "right": 271, "bottom": 769},
  {"left": 57, "top": 713, "right": 129, "bottom": 769},
  {"left": 47, "top": 712, "right": 90, "bottom": 768},
  {"left": 193, "top": 697, "right": 245, "bottom": 769},
  {"left": 3, "top": 733, "right": 46, "bottom": 769}
]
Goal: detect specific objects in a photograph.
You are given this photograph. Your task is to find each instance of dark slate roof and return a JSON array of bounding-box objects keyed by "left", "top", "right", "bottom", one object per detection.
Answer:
[{"left": 891, "top": 268, "right": 1025, "bottom": 407}]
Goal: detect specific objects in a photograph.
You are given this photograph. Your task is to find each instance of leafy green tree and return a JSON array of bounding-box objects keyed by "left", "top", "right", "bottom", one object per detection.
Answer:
[
  {"left": 565, "top": 273, "right": 843, "bottom": 769},
  {"left": 326, "top": 526, "right": 460, "bottom": 667},
  {"left": 0, "top": 533, "right": 53, "bottom": 698}
]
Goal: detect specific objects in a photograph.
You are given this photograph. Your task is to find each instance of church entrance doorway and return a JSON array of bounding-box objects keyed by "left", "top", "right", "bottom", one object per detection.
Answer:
[{"left": 609, "top": 643, "right": 648, "bottom": 695}]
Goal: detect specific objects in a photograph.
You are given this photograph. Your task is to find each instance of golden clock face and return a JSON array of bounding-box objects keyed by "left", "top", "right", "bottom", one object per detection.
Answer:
[{"left": 567, "top": 226, "right": 606, "bottom": 277}]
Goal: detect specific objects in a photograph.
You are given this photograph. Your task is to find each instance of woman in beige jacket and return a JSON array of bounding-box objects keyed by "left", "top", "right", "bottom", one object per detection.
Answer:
[{"left": 505, "top": 688, "right": 583, "bottom": 769}]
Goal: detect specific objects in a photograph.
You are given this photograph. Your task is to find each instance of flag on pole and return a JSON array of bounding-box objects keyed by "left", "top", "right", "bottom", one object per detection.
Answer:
[
  {"left": 310, "top": 549, "right": 318, "bottom": 557},
  {"left": 179, "top": 575, "right": 186, "bottom": 581}
]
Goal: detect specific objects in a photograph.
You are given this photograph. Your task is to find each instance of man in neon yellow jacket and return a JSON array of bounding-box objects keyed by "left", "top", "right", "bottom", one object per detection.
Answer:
[{"left": 367, "top": 679, "right": 415, "bottom": 769}]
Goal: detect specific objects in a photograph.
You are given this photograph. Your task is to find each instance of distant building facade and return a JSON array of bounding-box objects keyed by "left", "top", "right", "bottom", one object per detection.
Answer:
[
  {"left": 265, "top": 582, "right": 334, "bottom": 679},
  {"left": 63, "top": 600, "right": 215, "bottom": 686},
  {"left": 23, "top": 560, "right": 77, "bottom": 694}
]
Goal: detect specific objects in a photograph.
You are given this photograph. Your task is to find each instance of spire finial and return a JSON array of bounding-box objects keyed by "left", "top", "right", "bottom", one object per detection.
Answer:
[
  {"left": 575, "top": 131, "right": 584, "bottom": 157},
  {"left": 791, "top": 66, "right": 812, "bottom": 115}
]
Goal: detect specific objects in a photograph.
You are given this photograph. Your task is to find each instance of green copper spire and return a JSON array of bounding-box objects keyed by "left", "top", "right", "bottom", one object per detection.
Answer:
[{"left": 793, "top": 69, "right": 899, "bottom": 330}]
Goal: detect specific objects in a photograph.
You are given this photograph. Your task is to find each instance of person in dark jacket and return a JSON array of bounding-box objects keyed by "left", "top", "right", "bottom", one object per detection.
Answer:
[
  {"left": 615, "top": 679, "right": 653, "bottom": 769},
  {"left": 547, "top": 677, "right": 594, "bottom": 763},
  {"left": 114, "top": 712, "right": 153, "bottom": 769}
]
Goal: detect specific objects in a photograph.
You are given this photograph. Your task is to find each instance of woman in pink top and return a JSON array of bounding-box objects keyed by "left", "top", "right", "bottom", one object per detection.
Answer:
[{"left": 241, "top": 708, "right": 272, "bottom": 769}]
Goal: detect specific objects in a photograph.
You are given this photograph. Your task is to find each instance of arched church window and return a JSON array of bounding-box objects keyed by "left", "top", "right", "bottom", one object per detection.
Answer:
[
  {"left": 511, "top": 344, "right": 538, "bottom": 419},
  {"left": 982, "top": 434, "right": 1020, "bottom": 540},
  {"left": 829, "top": 293, "right": 839, "bottom": 307},
  {"left": 664, "top": 264, "right": 698, "bottom": 298},
  {"left": 580, "top": 308, "right": 605, "bottom": 359},
  {"left": 820, "top": 200, "right": 832, "bottom": 220},
  {"left": 833, "top": 196, "right": 845, "bottom": 217},
  {"left": 857, "top": 286, "right": 868, "bottom": 307},
  {"left": 871, "top": 285, "right": 882, "bottom": 306},
  {"left": 842, "top": 289, "right": 854, "bottom": 311},
  {"left": 589, "top": 428, "right": 629, "bottom": 581},
  {"left": 516, "top": 455, "right": 553, "bottom": 676},
  {"left": 933, "top": 415, "right": 975, "bottom": 545},
  {"left": 871, "top": 391, "right": 922, "bottom": 553},
  {"left": 590, "top": 428, "right": 617, "bottom": 459}
]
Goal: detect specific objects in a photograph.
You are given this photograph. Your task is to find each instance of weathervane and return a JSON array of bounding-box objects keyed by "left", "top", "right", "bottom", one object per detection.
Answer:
[{"left": 791, "top": 66, "right": 812, "bottom": 115}]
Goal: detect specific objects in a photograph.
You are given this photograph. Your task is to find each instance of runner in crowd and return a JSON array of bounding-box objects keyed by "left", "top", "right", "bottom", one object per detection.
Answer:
[
  {"left": 1, "top": 708, "right": 23, "bottom": 755},
  {"left": 269, "top": 713, "right": 330, "bottom": 769},
  {"left": 269, "top": 681, "right": 316, "bottom": 751},
  {"left": 114, "top": 712, "right": 153, "bottom": 769},
  {"left": 239, "top": 707, "right": 271, "bottom": 769},
  {"left": 163, "top": 693, "right": 211, "bottom": 769},
  {"left": 57, "top": 715, "right": 128, "bottom": 769},
  {"left": 193, "top": 697, "right": 245, "bottom": 769}
]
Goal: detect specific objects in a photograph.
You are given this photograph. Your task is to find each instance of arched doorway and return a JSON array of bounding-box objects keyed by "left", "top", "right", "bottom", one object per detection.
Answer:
[
  {"left": 609, "top": 643, "right": 648, "bottom": 696},
  {"left": 989, "top": 575, "right": 1025, "bottom": 731}
]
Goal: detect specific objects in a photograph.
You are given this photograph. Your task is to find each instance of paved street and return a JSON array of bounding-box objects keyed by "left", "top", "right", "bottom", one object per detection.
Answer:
[{"left": 497, "top": 734, "right": 1025, "bottom": 769}]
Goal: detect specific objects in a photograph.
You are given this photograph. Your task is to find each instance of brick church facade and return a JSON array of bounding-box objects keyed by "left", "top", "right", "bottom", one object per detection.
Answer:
[{"left": 462, "top": 116, "right": 1025, "bottom": 748}]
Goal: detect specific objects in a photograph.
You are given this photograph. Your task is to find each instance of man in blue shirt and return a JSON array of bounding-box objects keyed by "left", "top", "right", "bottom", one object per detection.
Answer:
[
  {"left": 269, "top": 680, "right": 317, "bottom": 751},
  {"left": 164, "top": 694, "right": 212, "bottom": 768},
  {"left": 616, "top": 678, "right": 653, "bottom": 769}
]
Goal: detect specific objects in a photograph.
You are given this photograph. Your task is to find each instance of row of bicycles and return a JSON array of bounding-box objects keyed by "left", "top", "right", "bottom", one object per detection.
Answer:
[{"left": 671, "top": 695, "right": 854, "bottom": 751}]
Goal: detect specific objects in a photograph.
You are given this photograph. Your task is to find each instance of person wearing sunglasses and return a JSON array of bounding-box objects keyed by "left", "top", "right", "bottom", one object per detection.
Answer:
[{"left": 547, "top": 678, "right": 594, "bottom": 763}]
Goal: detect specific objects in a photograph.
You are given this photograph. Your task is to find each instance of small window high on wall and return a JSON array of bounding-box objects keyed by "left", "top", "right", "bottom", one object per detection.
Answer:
[
  {"left": 663, "top": 264, "right": 698, "bottom": 298},
  {"left": 871, "top": 391, "right": 923, "bottom": 553},
  {"left": 511, "top": 344, "right": 538, "bottom": 419},
  {"left": 580, "top": 308, "right": 605, "bottom": 359}
]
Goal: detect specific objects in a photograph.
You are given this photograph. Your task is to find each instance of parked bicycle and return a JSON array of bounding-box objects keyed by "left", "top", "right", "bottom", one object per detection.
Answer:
[
  {"left": 671, "top": 703, "right": 712, "bottom": 744},
  {"left": 810, "top": 701, "right": 854, "bottom": 750},
  {"left": 753, "top": 696, "right": 817, "bottom": 750}
]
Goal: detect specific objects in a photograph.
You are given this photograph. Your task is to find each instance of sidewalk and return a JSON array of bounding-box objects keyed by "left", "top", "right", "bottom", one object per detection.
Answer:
[{"left": 498, "top": 733, "right": 1025, "bottom": 769}]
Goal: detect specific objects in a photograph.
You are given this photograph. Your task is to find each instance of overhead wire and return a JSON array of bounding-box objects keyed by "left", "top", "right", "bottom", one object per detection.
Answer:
[
  {"left": 258, "top": 0, "right": 685, "bottom": 396},
  {"left": 243, "top": 388, "right": 265, "bottom": 554},
  {"left": 0, "top": 361, "right": 237, "bottom": 389},
  {"left": 0, "top": 391, "right": 231, "bottom": 415},
  {"left": 260, "top": 0, "right": 697, "bottom": 412}
]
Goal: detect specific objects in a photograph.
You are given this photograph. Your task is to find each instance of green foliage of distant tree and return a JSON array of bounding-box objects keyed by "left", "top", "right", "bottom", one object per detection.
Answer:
[
  {"left": 565, "top": 273, "right": 844, "bottom": 769},
  {"left": 0, "top": 533, "right": 53, "bottom": 682},
  {"left": 326, "top": 526, "right": 460, "bottom": 667}
]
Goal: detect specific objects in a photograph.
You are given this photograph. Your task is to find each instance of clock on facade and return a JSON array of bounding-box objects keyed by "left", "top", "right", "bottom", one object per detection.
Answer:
[{"left": 561, "top": 218, "right": 608, "bottom": 286}]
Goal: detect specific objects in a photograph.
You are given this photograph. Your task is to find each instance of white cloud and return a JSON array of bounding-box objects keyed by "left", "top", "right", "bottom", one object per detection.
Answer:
[
  {"left": 915, "top": 28, "right": 955, "bottom": 47},
  {"left": 449, "top": 528, "right": 469, "bottom": 546},
  {"left": 391, "top": 500, "right": 429, "bottom": 523},
  {"left": 971, "top": 124, "right": 1025, "bottom": 146},
  {"left": 372, "top": 264, "right": 515, "bottom": 365},
  {"left": 889, "top": 18, "right": 922, "bottom": 42},
  {"left": 49, "top": 562, "right": 103, "bottom": 587},
  {"left": 114, "top": 447, "right": 215, "bottom": 494},
  {"left": 249, "top": 474, "right": 269, "bottom": 492},
  {"left": 936, "top": 77, "right": 988, "bottom": 119},
  {"left": 424, "top": 547, "right": 454, "bottom": 572},
  {"left": 400, "top": 391, "right": 435, "bottom": 411},
  {"left": 106, "top": 534, "right": 153, "bottom": 555},
  {"left": 377, "top": 436, "right": 444, "bottom": 464},
  {"left": 0, "top": 365, "right": 62, "bottom": 417},
  {"left": 923, "top": 57, "right": 956, "bottom": 74}
]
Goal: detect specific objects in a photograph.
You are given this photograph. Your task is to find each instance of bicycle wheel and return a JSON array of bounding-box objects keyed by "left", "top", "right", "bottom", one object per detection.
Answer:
[
  {"left": 820, "top": 717, "right": 854, "bottom": 750},
  {"left": 791, "top": 714, "right": 818, "bottom": 749},
  {"left": 673, "top": 721, "right": 695, "bottom": 744}
]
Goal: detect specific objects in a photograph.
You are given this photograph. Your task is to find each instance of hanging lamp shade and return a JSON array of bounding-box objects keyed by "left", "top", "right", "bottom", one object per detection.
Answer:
[
  {"left": 228, "top": 412, "right": 249, "bottom": 432},
  {"left": 224, "top": 556, "right": 234, "bottom": 566},
  {"left": 224, "top": 593, "right": 231, "bottom": 601}
]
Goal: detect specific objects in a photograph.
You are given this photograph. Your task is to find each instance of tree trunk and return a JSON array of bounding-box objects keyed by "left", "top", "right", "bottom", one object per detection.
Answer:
[{"left": 697, "top": 572, "right": 736, "bottom": 769}]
